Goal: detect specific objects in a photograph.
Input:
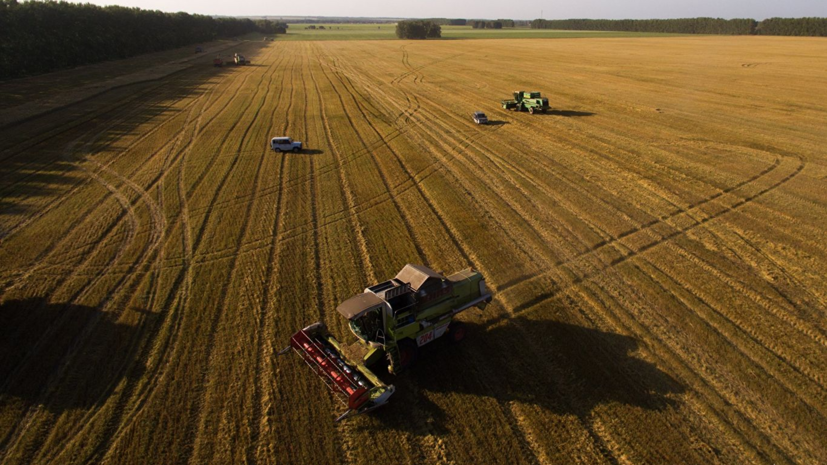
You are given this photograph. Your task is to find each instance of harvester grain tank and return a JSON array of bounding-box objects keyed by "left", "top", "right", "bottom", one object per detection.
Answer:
[
  {"left": 279, "top": 264, "right": 492, "bottom": 421},
  {"left": 502, "top": 90, "right": 550, "bottom": 114}
]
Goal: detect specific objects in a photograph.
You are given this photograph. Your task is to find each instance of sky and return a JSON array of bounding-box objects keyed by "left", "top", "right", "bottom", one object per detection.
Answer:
[{"left": 82, "top": 0, "right": 827, "bottom": 20}]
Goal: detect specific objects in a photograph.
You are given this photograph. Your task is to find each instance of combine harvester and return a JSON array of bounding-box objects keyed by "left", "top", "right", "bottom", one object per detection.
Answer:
[
  {"left": 279, "top": 264, "right": 492, "bottom": 421},
  {"left": 233, "top": 53, "right": 248, "bottom": 65},
  {"left": 502, "top": 90, "right": 550, "bottom": 114}
]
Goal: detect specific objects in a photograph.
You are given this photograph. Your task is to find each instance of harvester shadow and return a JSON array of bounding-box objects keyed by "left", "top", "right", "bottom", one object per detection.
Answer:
[
  {"left": 366, "top": 316, "right": 682, "bottom": 435},
  {"left": 0, "top": 297, "right": 157, "bottom": 413},
  {"left": 547, "top": 109, "right": 595, "bottom": 117}
]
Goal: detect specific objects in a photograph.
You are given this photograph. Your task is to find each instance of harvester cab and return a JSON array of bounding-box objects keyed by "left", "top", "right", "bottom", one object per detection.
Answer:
[{"left": 279, "top": 264, "right": 492, "bottom": 421}]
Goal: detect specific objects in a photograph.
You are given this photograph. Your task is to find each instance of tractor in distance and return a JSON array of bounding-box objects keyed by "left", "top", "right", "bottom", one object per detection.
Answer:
[
  {"left": 502, "top": 90, "right": 550, "bottom": 114},
  {"left": 213, "top": 56, "right": 223, "bottom": 67},
  {"left": 279, "top": 264, "right": 492, "bottom": 421}
]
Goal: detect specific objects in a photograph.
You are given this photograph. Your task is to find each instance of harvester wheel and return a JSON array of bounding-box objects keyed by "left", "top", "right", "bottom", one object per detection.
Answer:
[
  {"left": 529, "top": 107, "right": 535, "bottom": 114},
  {"left": 397, "top": 340, "right": 418, "bottom": 370},
  {"left": 449, "top": 321, "right": 467, "bottom": 343}
]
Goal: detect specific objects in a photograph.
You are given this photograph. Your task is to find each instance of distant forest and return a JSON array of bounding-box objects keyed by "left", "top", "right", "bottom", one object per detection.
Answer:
[
  {"left": 529, "top": 17, "right": 827, "bottom": 36},
  {"left": 0, "top": 0, "right": 286, "bottom": 80}
]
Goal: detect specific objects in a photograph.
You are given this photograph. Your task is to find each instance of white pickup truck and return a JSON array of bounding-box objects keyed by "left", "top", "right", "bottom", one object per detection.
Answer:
[{"left": 270, "top": 137, "right": 303, "bottom": 152}]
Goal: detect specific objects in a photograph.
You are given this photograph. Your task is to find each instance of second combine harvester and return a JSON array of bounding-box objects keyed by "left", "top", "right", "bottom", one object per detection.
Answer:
[
  {"left": 280, "top": 264, "right": 492, "bottom": 421},
  {"left": 502, "top": 90, "right": 550, "bottom": 114}
]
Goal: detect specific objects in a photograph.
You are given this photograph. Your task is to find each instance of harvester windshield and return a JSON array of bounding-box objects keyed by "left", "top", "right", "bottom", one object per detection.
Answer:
[
  {"left": 350, "top": 308, "right": 384, "bottom": 343},
  {"left": 337, "top": 292, "right": 386, "bottom": 344}
]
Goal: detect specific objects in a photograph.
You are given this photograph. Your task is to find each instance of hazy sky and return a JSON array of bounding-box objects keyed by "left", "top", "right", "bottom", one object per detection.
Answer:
[{"left": 83, "top": 0, "right": 827, "bottom": 20}]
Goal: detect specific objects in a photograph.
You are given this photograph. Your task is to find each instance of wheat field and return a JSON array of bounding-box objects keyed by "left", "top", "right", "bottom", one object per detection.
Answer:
[{"left": 1, "top": 36, "right": 826, "bottom": 464}]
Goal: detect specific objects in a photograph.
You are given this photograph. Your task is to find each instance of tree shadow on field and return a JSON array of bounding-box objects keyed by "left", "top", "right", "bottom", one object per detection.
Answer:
[
  {"left": 0, "top": 297, "right": 156, "bottom": 413},
  {"left": 0, "top": 40, "right": 267, "bottom": 235},
  {"left": 363, "top": 314, "right": 683, "bottom": 436}
]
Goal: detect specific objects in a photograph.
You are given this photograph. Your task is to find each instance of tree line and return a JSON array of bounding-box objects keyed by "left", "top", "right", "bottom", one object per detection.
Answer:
[
  {"left": 0, "top": 0, "right": 285, "bottom": 80},
  {"left": 395, "top": 20, "right": 441, "bottom": 39},
  {"left": 756, "top": 17, "right": 827, "bottom": 36},
  {"left": 530, "top": 17, "right": 827, "bottom": 36}
]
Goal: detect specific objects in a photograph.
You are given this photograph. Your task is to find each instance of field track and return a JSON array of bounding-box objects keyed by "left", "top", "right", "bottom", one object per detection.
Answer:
[{"left": 1, "top": 36, "right": 826, "bottom": 464}]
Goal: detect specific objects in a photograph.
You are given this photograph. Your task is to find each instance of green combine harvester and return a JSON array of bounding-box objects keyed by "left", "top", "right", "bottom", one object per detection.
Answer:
[
  {"left": 279, "top": 264, "right": 492, "bottom": 421},
  {"left": 502, "top": 90, "right": 550, "bottom": 114}
]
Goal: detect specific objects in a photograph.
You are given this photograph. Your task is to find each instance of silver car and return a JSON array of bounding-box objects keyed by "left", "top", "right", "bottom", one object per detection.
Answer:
[{"left": 270, "top": 137, "right": 303, "bottom": 152}]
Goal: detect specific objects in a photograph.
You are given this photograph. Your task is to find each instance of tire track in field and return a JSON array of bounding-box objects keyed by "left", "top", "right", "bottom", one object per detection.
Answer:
[
  {"left": 392, "top": 47, "right": 422, "bottom": 124},
  {"left": 407, "top": 98, "right": 616, "bottom": 264},
  {"left": 595, "top": 263, "right": 797, "bottom": 463},
  {"left": 338, "top": 51, "right": 812, "bottom": 463},
  {"left": 390, "top": 46, "right": 475, "bottom": 86},
  {"left": 11, "top": 56, "right": 259, "bottom": 463},
  {"left": 315, "top": 51, "right": 428, "bottom": 264},
  {"left": 410, "top": 62, "right": 812, "bottom": 260},
  {"left": 508, "top": 140, "right": 826, "bottom": 355},
  {"left": 485, "top": 158, "right": 808, "bottom": 461},
  {"left": 0, "top": 78, "right": 207, "bottom": 241},
  {"left": 576, "top": 278, "right": 782, "bottom": 464},
  {"left": 0, "top": 125, "right": 145, "bottom": 460},
  {"left": 317, "top": 47, "right": 464, "bottom": 465},
  {"left": 40, "top": 84, "right": 220, "bottom": 465},
  {"left": 249, "top": 50, "right": 297, "bottom": 465},
  {"left": 0, "top": 77, "right": 230, "bottom": 290},
  {"left": 95, "top": 60, "right": 253, "bottom": 460},
  {"left": 2, "top": 84, "right": 220, "bottom": 309},
  {"left": 307, "top": 50, "right": 375, "bottom": 283},
  {"left": 0, "top": 77, "right": 223, "bottom": 461},
  {"left": 0, "top": 73, "right": 200, "bottom": 165},
  {"left": 327, "top": 54, "right": 545, "bottom": 271},
  {"left": 319, "top": 50, "right": 558, "bottom": 465},
  {"left": 502, "top": 157, "right": 805, "bottom": 314},
  {"left": 173, "top": 48, "right": 281, "bottom": 464},
  {"left": 0, "top": 89, "right": 191, "bottom": 290},
  {"left": 307, "top": 47, "right": 382, "bottom": 465},
  {"left": 636, "top": 251, "right": 827, "bottom": 421},
  {"left": 0, "top": 89, "right": 203, "bottom": 246},
  {"left": 323, "top": 53, "right": 482, "bottom": 270},
  {"left": 663, "top": 241, "right": 827, "bottom": 388}
]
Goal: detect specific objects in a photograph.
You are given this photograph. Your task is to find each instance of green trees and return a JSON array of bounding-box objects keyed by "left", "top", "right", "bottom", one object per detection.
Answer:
[
  {"left": 255, "top": 20, "right": 288, "bottom": 35},
  {"left": 757, "top": 17, "right": 827, "bottom": 36},
  {"left": 529, "top": 17, "right": 827, "bottom": 36},
  {"left": 529, "top": 18, "right": 757, "bottom": 34},
  {"left": 395, "top": 20, "right": 441, "bottom": 39},
  {"left": 0, "top": 0, "right": 264, "bottom": 80},
  {"left": 471, "top": 20, "right": 504, "bottom": 29}
]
